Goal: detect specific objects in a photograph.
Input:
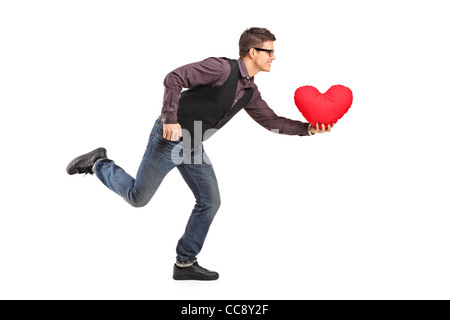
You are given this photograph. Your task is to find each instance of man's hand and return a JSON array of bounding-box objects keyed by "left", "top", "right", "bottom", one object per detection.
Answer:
[
  {"left": 163, "top": 123, "right": 183, "bottom": 141},
  {"left": 311, "top": 122, "right": 335, "bottom": 134}
]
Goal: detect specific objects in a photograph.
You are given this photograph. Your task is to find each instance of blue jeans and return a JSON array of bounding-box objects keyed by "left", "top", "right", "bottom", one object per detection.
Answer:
[{"left": 94, "top": 117, "right": 221, "bottom": 263}]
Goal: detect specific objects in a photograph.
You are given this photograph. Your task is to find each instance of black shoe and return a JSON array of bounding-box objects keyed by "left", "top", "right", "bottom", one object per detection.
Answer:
[
  {"left": 173, "top": 261, "right": 219, "bottom": 281},
  {"left": 66, "top": 147, "right": 107, "bottom": 175}
]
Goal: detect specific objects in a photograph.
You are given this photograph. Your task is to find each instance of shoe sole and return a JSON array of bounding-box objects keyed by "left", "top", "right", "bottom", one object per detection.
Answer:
[
  {"left": 173, "top": 275, "right": 219, "bottom": 281},
  {"left": 173, "top": 272, "right": 219, "bottom": 281}
]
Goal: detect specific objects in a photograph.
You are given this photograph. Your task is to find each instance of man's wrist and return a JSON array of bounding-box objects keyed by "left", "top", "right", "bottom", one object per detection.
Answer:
[
  {"left": 308, "top": 124, "right": 315, "bottom": 135},
  {"left": 162, "top": 111, "right": 178, "bottom": 124}
]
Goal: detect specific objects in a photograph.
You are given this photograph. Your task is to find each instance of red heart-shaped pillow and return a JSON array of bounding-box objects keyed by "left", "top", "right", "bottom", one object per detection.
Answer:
[{"left": 294, "top": 85, "right": 353, "bottom": 128}]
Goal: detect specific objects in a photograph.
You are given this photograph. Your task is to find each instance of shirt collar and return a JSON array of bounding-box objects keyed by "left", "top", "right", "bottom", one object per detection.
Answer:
[
  {"left": 238, "top": 58, "right": 250, "bottom": 78},
  {"left": 237, "top": 58, "right": 254, "bottom": 88}
]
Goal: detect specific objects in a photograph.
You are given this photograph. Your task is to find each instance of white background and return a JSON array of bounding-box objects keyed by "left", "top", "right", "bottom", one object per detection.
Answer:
[{"left": 1, "top": 0, "right": 449, "bottom": 299}]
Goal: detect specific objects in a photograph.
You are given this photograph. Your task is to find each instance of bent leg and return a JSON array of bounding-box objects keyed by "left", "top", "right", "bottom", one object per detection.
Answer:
[
  {"left": 94, "top": 117, "right": 181, "bottom": 207},
  {"left": 175, "top": 149, "right": 221, "bottom": 263}
]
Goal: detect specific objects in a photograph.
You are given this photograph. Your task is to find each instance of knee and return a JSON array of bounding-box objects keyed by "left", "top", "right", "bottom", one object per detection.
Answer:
[
  {"left": 214, "top": 196, "right": 221, "bottom": 211},
  {"left": 129, "top": 200, "right": 149, "bottom": 208},
  {"left": 198, "top": 193, "right": 221, "bottom": 214},
  {"left": 209, "top": 194, "right": 221, "bottom": 212},
  {"left": 128, "top": 193, "right": 150, "bottom": 208}
]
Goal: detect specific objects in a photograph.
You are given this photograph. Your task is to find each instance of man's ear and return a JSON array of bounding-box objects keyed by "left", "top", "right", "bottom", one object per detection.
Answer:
[{"left": 247, "top": 48, "right": 256, "bottom": 59}]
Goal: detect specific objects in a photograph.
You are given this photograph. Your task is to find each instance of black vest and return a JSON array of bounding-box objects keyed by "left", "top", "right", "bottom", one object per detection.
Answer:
[{"left": 177, "top": 58, "right": 254, "bottom": 149}]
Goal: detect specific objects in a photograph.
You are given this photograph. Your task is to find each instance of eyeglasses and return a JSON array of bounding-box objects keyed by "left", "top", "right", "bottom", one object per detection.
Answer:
[{"left": 249, "top": 48, "right": 276, "bottom": 57}]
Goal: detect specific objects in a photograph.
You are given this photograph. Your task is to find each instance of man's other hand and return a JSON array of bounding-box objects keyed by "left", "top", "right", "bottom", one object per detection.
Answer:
[
  {"left": 163, "top": 123, "right": 183, "bottom": 141},
  {"left": 311, "top": 122, "right": 335, "bottom": 134}
]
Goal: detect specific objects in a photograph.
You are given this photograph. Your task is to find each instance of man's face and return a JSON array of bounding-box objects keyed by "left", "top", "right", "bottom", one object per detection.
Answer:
[{"left": 254, "top": 41, "right": 276, "bottom": 72}]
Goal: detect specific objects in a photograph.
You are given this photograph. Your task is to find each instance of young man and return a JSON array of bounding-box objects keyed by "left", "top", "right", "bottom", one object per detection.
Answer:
[{"left": 66, "top": 27, "right": 333, "bottom": 281}]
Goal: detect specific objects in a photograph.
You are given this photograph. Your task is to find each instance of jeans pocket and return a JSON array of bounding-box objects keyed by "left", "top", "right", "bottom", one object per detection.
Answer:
[{"left": 156, "top": 128, "right": 164, "bottom": 138}]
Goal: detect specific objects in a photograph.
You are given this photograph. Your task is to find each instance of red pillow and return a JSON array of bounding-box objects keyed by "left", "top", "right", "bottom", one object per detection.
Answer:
[{"left": 294, "top": 85, "right": 353, "bottom": 128}]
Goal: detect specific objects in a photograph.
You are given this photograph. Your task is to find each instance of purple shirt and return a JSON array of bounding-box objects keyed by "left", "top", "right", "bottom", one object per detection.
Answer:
[{"left": 161, "top": 57, "right": 311, "bottom": 136}]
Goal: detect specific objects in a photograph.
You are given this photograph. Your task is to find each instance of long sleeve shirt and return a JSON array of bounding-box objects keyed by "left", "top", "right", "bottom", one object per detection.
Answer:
[{"left": 161, "top": 57, "right": 312, "bottom": 136}]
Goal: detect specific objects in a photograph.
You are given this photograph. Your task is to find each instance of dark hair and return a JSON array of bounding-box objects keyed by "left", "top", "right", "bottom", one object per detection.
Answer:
[{"left": 239, "top": 27, "right": 276, "bottom": 58}]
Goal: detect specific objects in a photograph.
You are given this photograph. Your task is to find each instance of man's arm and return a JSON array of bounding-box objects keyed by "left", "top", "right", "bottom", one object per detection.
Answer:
[
  {"left": 162, "top": 57, "right": 230, "bottom": 124},
  {"left": 244, "top": 88, "right": 313, "bottom": 136},
  {"left": 161, "top": 57, "right": 230, "bottom": 141},
  {"left": 244, "top": 87, "right": 334, "bottom": 136}
]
